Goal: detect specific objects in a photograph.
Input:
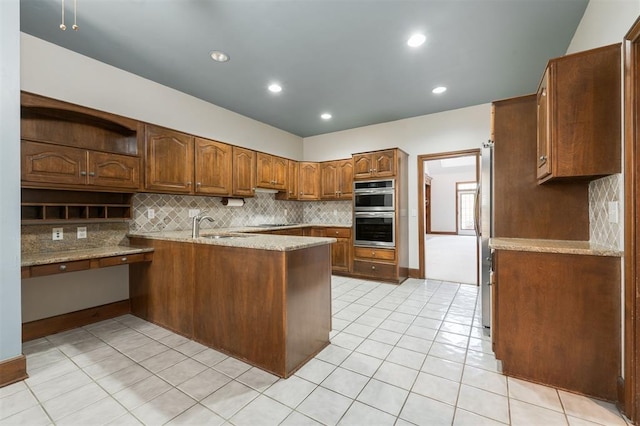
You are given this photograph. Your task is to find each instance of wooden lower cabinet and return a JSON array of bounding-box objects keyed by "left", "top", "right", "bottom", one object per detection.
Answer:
[
  {"left": 325, "top": 227, "right": 352, "bottom": 274},
  {"left": 352, "top": 247, "right": 404, "bottom": 283},
  {"left": 129, "top": 238, "right": 195, "bottom": 337},
  {"left": 493, "top": 250, "right": 621, "bottom": 400},
  {"left": 129, "top": 238, "right": 331, "bottom": 378}
]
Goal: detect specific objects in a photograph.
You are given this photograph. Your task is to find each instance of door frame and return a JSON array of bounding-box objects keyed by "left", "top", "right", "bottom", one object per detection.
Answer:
[
  {"left": 425, "top": 175, "right": 432, "bottom": 234},
  {"left": 417, "top": 149, "right": 480, "bottom": 279},
  {"left": 623, "top": 17, "right": 640, "bottom": 423}
]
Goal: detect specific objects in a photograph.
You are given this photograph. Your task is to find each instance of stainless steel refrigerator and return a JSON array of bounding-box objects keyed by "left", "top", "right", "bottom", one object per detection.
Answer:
[{"left": 479, "top": 140, "right": 494, "bottom": 330}]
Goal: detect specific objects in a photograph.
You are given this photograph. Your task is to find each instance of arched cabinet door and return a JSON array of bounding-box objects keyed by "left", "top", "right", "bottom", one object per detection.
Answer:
[{"left": 145, "top": 124, "right": 194, "bottom": 193}]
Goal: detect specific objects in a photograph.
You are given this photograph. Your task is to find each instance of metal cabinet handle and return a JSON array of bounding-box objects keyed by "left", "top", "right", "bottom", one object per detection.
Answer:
[
  {"left": 88, "top": 172, "right": 95, "bottom": 177},
  {"left": 371, "top": 265, "right": 376, "bottom": 270},
  {"left": 121, "top": 257, "right": 128, "bottom": 262},
  {"left": 371, "top": 251, "right": 376, "bottom": 256},
  {"left": 186, "top": 181, "right": 192, "bottom": 186},
  {"left": 59, "top": 265, "right": 67, "bottom": 271},
  {"left": 80, "top": 171, "right": 87, "bottom": 176},
  {"left": 196, "top": 182, "right": 201, "bottom": 186},
  {"left": 373, "top": 169, "right": 377, "bottom": 172},
  {"left": 539, "top": 155, "right": 547, "bottom": 162}
]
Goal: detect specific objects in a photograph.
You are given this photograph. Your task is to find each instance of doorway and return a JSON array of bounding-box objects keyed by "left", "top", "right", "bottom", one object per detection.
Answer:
[{"left": 417, "top": 150, "right": 480, "bottom": 284}]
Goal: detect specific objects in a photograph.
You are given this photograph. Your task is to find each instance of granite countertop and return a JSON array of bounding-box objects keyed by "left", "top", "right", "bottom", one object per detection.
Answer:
[
  {"left": 128, "top": 225, "right": 338, "bottom": 252},
  {"left": 489, "top": 238, "right": 623, "bottom": 257},
  {"left": 21, "top": 246, "right": 155, "bottom": 267}
]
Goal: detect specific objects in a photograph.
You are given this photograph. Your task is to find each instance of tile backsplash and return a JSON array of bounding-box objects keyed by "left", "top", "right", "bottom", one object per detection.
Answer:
[
  {"left": 589, "top": 174, "right": 622, "bottom": 249},
  {"left": 130, "top": 192, "right": 352, "bottom": 233},
  {"left": 21, "top": 223, "right": 130, "bottom": 255}
]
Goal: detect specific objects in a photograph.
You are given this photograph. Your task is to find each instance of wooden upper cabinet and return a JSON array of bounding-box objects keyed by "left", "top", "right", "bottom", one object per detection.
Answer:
[
  {"left": 320, "top": 159, "right": 353, "bottom": 199},
  {"left": 299, "top": 162, "right": 320, "bottom": 200},
  {"left": 88, "top": 151, "right": 140, "bottom": 189},
  {"left": 145, "top": 124, "right": 194, "bottom": 193},
  {"left": 276, "top": 160, "right": 299, "bottom": 200},
  {"left": 21, "top": 140, "right": 140, "bottom": 190},
  {"left": 256, "top": 152, "right": 287, "bottom": 190},
  {"left": 537, "top": 43, "right": 621, "bottom": 183},
  {"left": 353, "top": 149, "right": 396, "bottom": 179},
  {"left": 194, "top": 138, "right": 232, "bottom": 196},
  {"left": 320, "top": 162, "right": 338, "bottom": 199},
  {"left": 232, "top": 146, "right": 256, "bottom": 197},
  {"left": 20, "top": 92, "right": 141, "bottom": 192},
  {"left": 337, "top": 159, "right": 353, "bottom": 199},
  {"left": 22, "top": 141, "right": 86, "bottom": 186}
]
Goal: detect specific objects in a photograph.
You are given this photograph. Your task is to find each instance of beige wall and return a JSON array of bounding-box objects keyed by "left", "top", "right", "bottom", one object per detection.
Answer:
[
  {"left": 20, "top": 33, "right": 303, "bottom": 160},
  {"left": 22, "top": 267, "right": 129, "bottom": 322},
  {"left": 566, "top": 0, "right": 639, "bottom": 54}
]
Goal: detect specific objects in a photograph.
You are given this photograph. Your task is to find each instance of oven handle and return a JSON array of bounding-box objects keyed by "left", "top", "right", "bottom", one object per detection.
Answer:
[
  {"left": 354, "top": 188, "right": 395, "bottom": 194},
  {"left": 355, "top": 211, "right": 395, "bottom": 218}
]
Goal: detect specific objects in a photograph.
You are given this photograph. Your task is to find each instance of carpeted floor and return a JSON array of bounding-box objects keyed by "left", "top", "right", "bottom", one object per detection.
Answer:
[{"left": 425, "top": 235, "right": 478, "bottom": 284}]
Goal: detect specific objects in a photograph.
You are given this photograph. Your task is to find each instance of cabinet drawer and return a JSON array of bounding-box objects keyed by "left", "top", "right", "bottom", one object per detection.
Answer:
[
  {"left": 325, "top": 227, "right": 352, "bottom": 239},
  {"left": 29, "top": 259, "right": 91, "bottom": 277},
  {"left": 354, "top": 247, "right": 395, "bottom": 261},
  {"left": 353, "top": 260, "right": 396, "bottom": 280},
  {"left": 98, "top": 253, "right": 147, "bottom": 267}
]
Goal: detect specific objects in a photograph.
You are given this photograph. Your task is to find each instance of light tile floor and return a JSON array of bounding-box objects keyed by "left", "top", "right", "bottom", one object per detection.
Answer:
[{"left": 0, "top": 276, "right": 631, "bottom": 426}]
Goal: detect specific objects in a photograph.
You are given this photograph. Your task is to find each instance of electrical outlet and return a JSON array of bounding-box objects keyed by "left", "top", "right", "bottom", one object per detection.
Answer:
[
  {"left": 52, "top": 227, "right": 63, "bottom": 240},
  {"left": 333, "top": 209, "right": 337, "bottom": 216},
  {"left": 77, "top": 226, "right": 87, "bottom": 239},
  {"left": 188, "top": 209, "right": 201, "bottom": 218},
  {"left": 284, "top": 209, "right": 288, "bottom": 217},
  {"left": 147, "top": 209, "right": 155, "bottom": 219}
]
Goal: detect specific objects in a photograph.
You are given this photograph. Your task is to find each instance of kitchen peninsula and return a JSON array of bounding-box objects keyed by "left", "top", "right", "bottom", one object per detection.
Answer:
[{"left": 128, "top": 226, "right": 335, "bottom": 378}]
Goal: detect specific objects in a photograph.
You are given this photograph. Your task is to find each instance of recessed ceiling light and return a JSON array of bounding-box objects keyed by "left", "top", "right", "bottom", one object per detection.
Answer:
[
  {"left": 407, "top": 33, "right": 426, "bottom": 47},
  {"left": 320, "top": 113, "right": 332, "bottom": 120},
  {"left": 268, "top": 83, "right": 282, "bottom": 93},
  {"left": 210, "top": 50, "right": 229, "bottom": 62},
  {"left": 432, "top": 86, "right": 447, "bottom": 94}
]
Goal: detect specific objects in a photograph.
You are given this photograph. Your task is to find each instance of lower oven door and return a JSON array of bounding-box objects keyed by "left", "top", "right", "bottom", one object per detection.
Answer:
[{"left": 354, "top": 211, "right": 395, "bottom": 247}]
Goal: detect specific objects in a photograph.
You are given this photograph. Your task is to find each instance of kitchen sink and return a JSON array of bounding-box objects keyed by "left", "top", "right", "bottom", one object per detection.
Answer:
[{"left": 203, "top": 234, "right": 253, "bottom": 239}]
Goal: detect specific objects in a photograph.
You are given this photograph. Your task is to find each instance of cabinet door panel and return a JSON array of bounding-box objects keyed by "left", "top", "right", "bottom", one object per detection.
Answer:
[
  {"left": 195, "top": 138, "right": 231, "bottom": 196},
  {"left": 373, "top": 150, "right": 395, "bottom": 177},
  {"left": 21, "top": 141, "right": 86, "bottom": 186},
  {"left": 256, "top": 152, "right": 274, "bottom": 188},
  {"left": 286, "top": 160, "right": 299, "bottom": 199},
  {"left": 337, "top": 160, "right": 353, "bottom": 198},
  {"left": 88, "top": 151, "right": 140, "bottom": 189},
  {"left": 145, "top": 125, "right": 194, "bottom": 193},
  {"left": 232, "top": 147, "right": 256, "bottom": 197},
  {"left": 331, "top": 238, "right": 351, "bottom": 272},
  {"left": 353, "top": 154, "right": 373, "bottom": 179},
  {"left": 299, "top": 162, "right": 320, "bottom": 200},
  {"left": 272, "top": 156, "right": 288, "bottom": 190},
  {"left": 320, "top": 162, "right": 338, "bottom": 199}
]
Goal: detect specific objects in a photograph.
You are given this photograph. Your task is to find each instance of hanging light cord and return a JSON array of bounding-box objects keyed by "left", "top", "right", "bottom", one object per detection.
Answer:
[
  {"left": 60, "top": 0, "right": 78, "bottom": 31},
  {"left": 60, "top": 0, "right": 66, "bottom": 30},
  {"left": 73, "top": 0, "right": 78, "bottom": 31}
]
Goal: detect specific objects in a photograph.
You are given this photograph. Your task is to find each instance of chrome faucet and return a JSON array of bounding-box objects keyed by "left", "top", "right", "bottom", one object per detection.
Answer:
[{"left": 192, "top": 214, "right": 215, "bottom": 238}]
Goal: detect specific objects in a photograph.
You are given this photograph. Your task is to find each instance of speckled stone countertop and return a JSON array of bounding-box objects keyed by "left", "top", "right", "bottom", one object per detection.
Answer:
[
  {"left": 21, "top": 246, "right": 155, "bottom": 267},
  {"left": 128, "top": 225, "right": 337, "bottom": 252},
  {"left": 489, "top": 238, "right": 623, "bottom": 257}
]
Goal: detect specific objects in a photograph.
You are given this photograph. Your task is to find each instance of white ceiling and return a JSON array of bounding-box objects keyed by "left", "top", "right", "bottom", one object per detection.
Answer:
[{"left": 20, "top": 0, "right": 588, "bottom": 137}]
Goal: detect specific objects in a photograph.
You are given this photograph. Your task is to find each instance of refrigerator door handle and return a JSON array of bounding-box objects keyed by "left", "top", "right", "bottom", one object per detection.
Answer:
[{"left": 473, "top": 184, "right": 481, "bottom": 236}]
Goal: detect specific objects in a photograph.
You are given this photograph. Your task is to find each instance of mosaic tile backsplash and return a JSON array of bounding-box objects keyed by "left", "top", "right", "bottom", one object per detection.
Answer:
[
  {"left": 589, "top": 174, "right": 622, "bottom": 250},
  {"left": 130, "top": 192, "right": 352, "bottom": 233}
]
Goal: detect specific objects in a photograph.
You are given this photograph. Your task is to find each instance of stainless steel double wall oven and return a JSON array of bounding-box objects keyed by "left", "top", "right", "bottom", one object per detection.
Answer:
[{"left": 353, "top": 179, "right": 395, "bottom": 247}]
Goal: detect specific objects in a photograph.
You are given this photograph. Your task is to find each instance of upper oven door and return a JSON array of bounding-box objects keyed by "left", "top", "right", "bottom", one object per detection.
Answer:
[{"left": 354, "top": 180, "right": 395, "bottom": 211}]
